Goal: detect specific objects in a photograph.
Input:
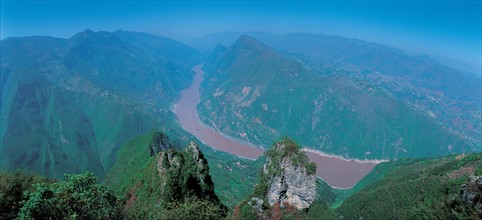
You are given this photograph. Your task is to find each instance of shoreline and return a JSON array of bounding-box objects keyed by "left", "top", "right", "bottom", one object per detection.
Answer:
[
  {"left": 173, "top": 64, "right": 382, "bottom": 189},
  {"left": 301, "top": 148, "right": 389, "bottom": 164}
]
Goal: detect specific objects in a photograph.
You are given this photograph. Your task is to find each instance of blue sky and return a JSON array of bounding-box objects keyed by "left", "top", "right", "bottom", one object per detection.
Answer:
[{"left": 1, "top": 1, "right": 481, "bottom": 72}]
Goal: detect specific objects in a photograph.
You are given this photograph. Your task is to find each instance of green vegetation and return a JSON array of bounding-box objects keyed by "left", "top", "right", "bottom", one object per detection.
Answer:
[
  {"left": 0, "top": 172, "right": 121, "bottom": 219},
  {"left": 2, "top": 138, "right": 480, "bottom": 220},
  {"left": 232, "top": 138, "right": 481, "bottom": 220},
  {"left": 233, "top": 192, "right": 338, "bottom": 220},
  {"left": 205, "top": 152, "right": 262, "bottom": 208},
  {"left": 120, "top": 156, "right": 228, "bottom": 219},
  {"left": 331, "top": 160, "right": 398, "bottom": 208},
  {"left": 2, "top": 30, "right": 481, "bottom": 219},
  {"left": 161, "top": 198, "right": 229, "bottom": 220},
  {"left": 1, "top": 142, "right": 231, "bottom": 220},
  {"left": 336, "top": 152, "right": 482, "bottom": 219},
  {"left": 0, "top": 171, "right": 53, "bottom": 219},
  {"left": 0, "top": 30, "right": 201, "bottom": 180},
  {"left": 18, "top": 172, "right": 121, "bottom": 219},
  {"left": 105, "top": 127, "right": 262, "bottom": 209},
  {"left": 261, "top": 33, "right": 481, "bottom": 147},
  {"left": 104, "top": 131, "right": 162, "bottom": 193},
  {"left": 199, "top": 35, "right": 475, "bottom": 161},
  {"left": 304, "top": 202, "right": 339, "bottom": 220},
  {"left": 115, "top": 140, "right": 228, "bottom": 219}
]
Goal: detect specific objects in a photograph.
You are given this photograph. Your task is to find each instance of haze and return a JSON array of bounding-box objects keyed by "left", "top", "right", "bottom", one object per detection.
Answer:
[{"left": 1, "top": 1, "right": 481, "bottom": 73}]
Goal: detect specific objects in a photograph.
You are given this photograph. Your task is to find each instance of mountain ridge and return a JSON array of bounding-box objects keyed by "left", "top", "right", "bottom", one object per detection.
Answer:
[
  {"left": 0, "top": 30, "right": 202, "bottom": 179},
  {"left": 1, "top": 29, "right": 480, "bottom": 219},
  {"left": 199, "top": 35, "right": 475, "bottom": 160}
]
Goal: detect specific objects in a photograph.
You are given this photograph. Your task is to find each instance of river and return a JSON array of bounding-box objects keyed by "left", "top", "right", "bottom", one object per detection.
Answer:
[{"left": 174, "top": 65, "right": 379, "bottom": 189}]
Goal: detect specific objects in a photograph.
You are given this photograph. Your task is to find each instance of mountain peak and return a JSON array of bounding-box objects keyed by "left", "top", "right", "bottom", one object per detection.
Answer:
[
  {"left": 69, "top": 29, "right": 117, "bottom": 45},
  {"left": 232, "top": 35, "right": 272, "bottom": 52},
  {"left": 238, "top": 34, "right": 256, "bottom": 42},
  {"left": 70, "top": 29, "right": 96, "bottom": 39},
  {"left": 83, "top": 29, "right": 95, "bottom": 34}
]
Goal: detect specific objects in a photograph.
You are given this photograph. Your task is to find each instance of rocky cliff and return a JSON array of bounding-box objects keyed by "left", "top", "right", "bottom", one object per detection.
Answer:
[
  {"left": 262, "top": 139, "right": 317, "bottom": 210},
  {"left": 232, "top": 138, "right": 319, "bottom": 219}
]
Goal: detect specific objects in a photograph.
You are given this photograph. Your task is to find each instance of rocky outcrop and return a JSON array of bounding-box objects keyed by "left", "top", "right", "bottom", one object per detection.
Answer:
[
  {"left": 183, "top": 141, "right": 214, "bottom": 192},
  {"left": 460, "top": 175, "right": 482, "bottom": 217},
  {"left": 264, "top": 157, "right": 317, "bottom": 209},
  {"left": 149, "top": 131, "right": 172, "bottom": 156},
  {"left": 122, "top": 136, "right": 227, "bottom": 219},
  {"left": 261, "top": 139, "right": 317, "bottom": 210},
  {"left": 232, "top": 139, "right": 318, "bottom": 219},
  {"left": 156, "top": 141, "right": 220, "bottom": 204}
]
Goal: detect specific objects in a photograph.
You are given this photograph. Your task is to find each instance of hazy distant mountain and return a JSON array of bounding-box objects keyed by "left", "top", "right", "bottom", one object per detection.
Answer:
[
  {"left": 194, "top": 32, "right": 481, "bottom": 149},
  {"left": 0, "top": 30, "right": 202, "bottom": 179},
  {"left": 266, "top": 33, "right": 481, "bottom": 147},
  {"left": 185, "top": 32, "right": 275, "bottom": 54},
  {"left": 191, "top": 31, "right": 481, "bottom": 74},
  {"left": 0, "top": 30, "right": 480, "bottom": 219},
  {"left": 199, "top": 35, "right": 475, "bottom": 160},
  {"left": 1, "top": 29, "right": 479, "bottom": 178}
]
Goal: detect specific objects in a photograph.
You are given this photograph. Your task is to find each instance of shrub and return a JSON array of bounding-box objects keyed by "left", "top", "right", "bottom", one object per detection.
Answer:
[
  {"left": 17, "top": 172, "right": 121, "bottom": 219},
  {"left": 0, "top": 171, "right": 52, "bottom": 219},
  {"left": 162, "top": 197, "right": 227, "bottom": 220},
  {"left": 306, "top": 162, "right": 317, "bottom": 175}
]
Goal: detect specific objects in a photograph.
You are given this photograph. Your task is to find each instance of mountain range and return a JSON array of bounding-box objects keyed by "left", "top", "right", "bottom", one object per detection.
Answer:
[
  {"left": 1, "top": 30, "right": 201, "bottom": 179},
  {"left": 199, "top": 35, "right": 478, "bottom": 160},
  {"left": 0, "top": 30, "right": 480, "bottom": 219}
]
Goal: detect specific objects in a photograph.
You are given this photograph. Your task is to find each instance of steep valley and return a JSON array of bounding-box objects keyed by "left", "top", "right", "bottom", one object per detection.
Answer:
[
  {"left": 198, "top": 35, "right": 475, "bottom": 161},
  {"left": 0, "top": 30, "right": 202, "bottom": 179},
  {"left": 1, "top": 30, "right": 481, "bottom": 219},
  {"left": 174, "top": 65, "right": 378, "bottom": 188}
]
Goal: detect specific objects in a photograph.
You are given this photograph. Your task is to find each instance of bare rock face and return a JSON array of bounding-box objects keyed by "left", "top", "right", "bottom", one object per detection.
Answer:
[{"left": 262, "top": 139, "right": 317, "bottom": 210}]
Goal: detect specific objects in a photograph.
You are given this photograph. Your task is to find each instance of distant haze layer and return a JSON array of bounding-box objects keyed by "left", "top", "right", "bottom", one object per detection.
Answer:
[{"left": 1, "top": 1, "right": 480, "bottom": 74}]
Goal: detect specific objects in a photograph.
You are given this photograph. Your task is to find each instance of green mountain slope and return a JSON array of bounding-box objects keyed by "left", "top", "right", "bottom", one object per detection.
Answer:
[
  {"left": 199, "top": 35, "right": 472, "bottom": 160},
  {"left": 192, "top": 32, "right": 482, "bottom": 148},
  {"left": 336, "top": 153, "right": 482, "bottom": 219},
  {"left": 120, "top": 140, "right": 228, "bottom": 219},
  {"left": 267, "top": 33, "right": 482, "bottom": 147},
  {"left": 0, "top": 30, "right": 202, "bottom": 179},
  {"left": 105, "top": 128, "right": 263, "bottom": 209}
]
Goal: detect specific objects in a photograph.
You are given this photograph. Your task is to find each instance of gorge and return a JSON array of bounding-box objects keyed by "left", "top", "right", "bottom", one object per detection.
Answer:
[{"left": 174, "top": 65, "right": 378, "bottom": 188}]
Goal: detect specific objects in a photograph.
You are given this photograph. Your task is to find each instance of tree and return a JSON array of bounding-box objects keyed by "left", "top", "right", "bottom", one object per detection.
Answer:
[
  {"left": 17, "top": 172, "right": 121, "bottom": 219},
  {"left": 0, "top": 171, "right": 52, "bottom": 219}
]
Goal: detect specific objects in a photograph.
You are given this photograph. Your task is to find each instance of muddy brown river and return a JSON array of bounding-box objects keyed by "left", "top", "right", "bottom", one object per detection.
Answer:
[{"left": 174, "top": 65, "right": 379, "bottom": 189}]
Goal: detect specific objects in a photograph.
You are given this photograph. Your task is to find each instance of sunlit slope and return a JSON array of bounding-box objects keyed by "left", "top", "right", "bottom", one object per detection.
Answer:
[
  {"left": 199, "top": 35, "right": 471, "bottom": 160},
  {"left": 192, "top": 32, "right": 481, "bottom": 147}
]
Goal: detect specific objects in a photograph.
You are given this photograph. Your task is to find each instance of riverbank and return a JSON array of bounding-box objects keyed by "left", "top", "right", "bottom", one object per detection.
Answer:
[{"left": 173, "top": 65, "right": 380, "bottom": 189}]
